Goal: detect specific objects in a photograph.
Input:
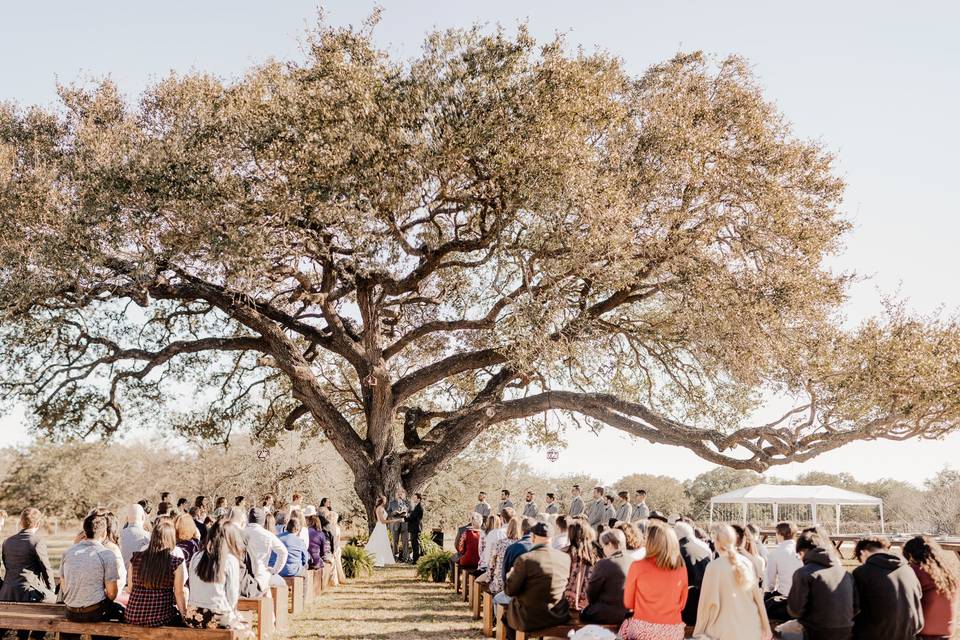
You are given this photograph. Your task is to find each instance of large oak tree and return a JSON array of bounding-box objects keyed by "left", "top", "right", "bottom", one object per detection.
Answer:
[{"left": 1, "top": 21, "right": 958, "bottom": 523}]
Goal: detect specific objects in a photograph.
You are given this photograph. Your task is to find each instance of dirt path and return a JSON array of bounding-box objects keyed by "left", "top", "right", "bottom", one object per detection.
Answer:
[{"left": 289, "top": 564, "right": 485, "bottom": 640}]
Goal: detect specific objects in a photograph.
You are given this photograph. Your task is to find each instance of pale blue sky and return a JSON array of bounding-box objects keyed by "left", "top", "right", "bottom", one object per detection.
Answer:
[{"left": 1, "top": 1, "right": 958, "bottom": 485}]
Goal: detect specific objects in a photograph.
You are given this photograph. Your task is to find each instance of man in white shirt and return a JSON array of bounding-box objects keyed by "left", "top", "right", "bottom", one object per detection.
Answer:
[
  {"left": 764, "top": 521, "right": 804, "bottom": 620},
  {"left": 246, "top": 507, "right": 288, "bottom": 588}
]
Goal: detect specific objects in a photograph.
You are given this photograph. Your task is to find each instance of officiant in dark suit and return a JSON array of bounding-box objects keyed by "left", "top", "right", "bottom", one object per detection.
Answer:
[{"left": 406, "top": 493, "right": 425, "bottom": 563}]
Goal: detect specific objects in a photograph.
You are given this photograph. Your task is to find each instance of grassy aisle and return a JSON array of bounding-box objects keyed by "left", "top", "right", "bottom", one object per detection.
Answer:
[{"left": 290, "top": 564, "right": 485, "bottom": 640}]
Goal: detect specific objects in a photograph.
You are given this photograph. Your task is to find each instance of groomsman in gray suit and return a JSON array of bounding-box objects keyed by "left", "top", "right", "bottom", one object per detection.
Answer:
[
  {"left": 632, "top": 489, "right": 650, "bottom": 521},
  {"left": 584, "top": 486, "right": 606, "bottom": 529},
  {"left": 474, "top": 492, "right": 492, "bottom": 519},
  {"left": 544, "top": 493, "right": 559, "bottom": 514},
  {"left": 603, "top": 494, "right": 617, "bottom": 526},
  {"left": 522, "top": 490, "right": 539, "bottom": 518},
  {"left": 568, "top": 484, "right": 584, "bottom": 517},
  {"left": 614, "top": 490, "right": 632, "bottom": 522},
  {"left": 497, "top": 489, "right": 513, "bottom": 514}
]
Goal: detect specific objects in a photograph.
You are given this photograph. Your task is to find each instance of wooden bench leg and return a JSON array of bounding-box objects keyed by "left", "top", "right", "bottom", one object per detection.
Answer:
[
  {"left": 482, "top": 591, "right": 494, "bottom": 637},
  {"left": 258, "top": 593, "right": 275, "bottom": 640},
  {"left": 471, "top": 581, "right": 481, "bottom": 620},
  {"left": 303, "top": 570, "right": 315, "bottom": 605},
  {"left": 515, "top": 631, "right": 527, "bottom": 640},
  {"left": 284, "top": 576, "right": 304, "bottom": 614},
  {"left": 454, "top": 564, "right": 462, "bottom": 593},
  {"left": 495, "top": 604, "right": 507, "bottom": 640},
  {"left": 463, "top": 572, "right": 472, "bottom": 603},
  {"left": 271, "top": 583, "right": 289, "bottom": 633}
]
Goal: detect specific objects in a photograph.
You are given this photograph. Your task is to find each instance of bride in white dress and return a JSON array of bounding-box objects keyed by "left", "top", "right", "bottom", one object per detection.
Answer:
[{"left": 365, "top": 496, "right": 396, "bottom": 567}]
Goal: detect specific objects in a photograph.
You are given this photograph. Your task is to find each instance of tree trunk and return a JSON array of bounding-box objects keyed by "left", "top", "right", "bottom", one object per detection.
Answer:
[{"left": 351, "top": 452, "right": 413, "bottom": 533}]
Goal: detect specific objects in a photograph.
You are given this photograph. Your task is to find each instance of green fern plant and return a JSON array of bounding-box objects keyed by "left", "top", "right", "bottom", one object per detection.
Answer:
[
  {"left": 415, "top": 549, "right": 454, "bottom": 582},
  {"left": 340, "top": 544, "right": 375, "bottom": 579}
]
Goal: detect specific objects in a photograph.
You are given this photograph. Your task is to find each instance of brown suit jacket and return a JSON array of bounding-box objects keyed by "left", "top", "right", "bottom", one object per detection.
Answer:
[{"left": 504, "top": 543, "right": 571, "bottom": 631}]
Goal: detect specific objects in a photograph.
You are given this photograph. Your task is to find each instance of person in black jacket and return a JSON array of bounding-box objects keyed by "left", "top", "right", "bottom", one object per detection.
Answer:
[
  {"left": 0, "top": 508, "right": 55, "bottom": 604},
  {"left": 581, "top": 528, "right": 632, "bottom": 624},
  {"left": 674, "top": 520, "right": 711, "bottom": 626},
  {"left": 851, "top": 537, "right": 923, "bottom": 640},
  {"left": 787, "top": 528, "right": 858, "bottom": 640},
  {"left": 406, "top": 493, "right": 425, "bottom": 563}
]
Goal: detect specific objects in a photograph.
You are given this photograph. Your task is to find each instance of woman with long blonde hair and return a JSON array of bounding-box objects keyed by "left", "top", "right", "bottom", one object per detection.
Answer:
[
  {"left": 620, "top": 521, "right": 688, "bottom": 640},
  {"left": 693, "top": 524, "right": 771, "bottom": 640}
]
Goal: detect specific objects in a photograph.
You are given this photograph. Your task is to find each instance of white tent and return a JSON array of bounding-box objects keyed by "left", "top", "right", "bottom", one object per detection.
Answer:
[{"left": 709, "top": 483, "right": 884, "bottom": 533}]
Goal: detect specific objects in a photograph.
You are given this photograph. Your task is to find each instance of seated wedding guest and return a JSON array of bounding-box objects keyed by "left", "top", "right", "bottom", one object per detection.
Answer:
[
  {"left": 693, "top": 524, "right": 771, "bottom": 640},
  {"left": 305, "top": 514, "right": 331, "bottom": 576},
  {"left": 552, "top": 515, "right": 569, "bottom": 550},
  {"left": 0, "top": 507, "right": 56, "bottom": 603},
  {"left": 59, "top": 512, "right": 123, "bottom": 637},
  {"left": 296, "top": 508, "right": 313, "bottom": 546},
  {"left": 278, "top": 519, "right": 309, "bottom": 578},
  {"left": 274, "top": 510, "right": 288, "bottom": 535},
  {"left": 457, "top": 512, "right": 484, "bottom": 573},
  {"left": 479, "top": 514, "right": 501, "bottom": 571},
  {"left": 245, "top": 507, "right": 287, "bottom": 588},
  {"left": 191, "top": 505, "right": 209, "bottom": 542},
  {"left": 674, "top": 520, "right": 711, "bottom": 626},
  {"left": 581, "top": 528, "right": 632, "bottom": 625},
  {"left": 174, "top": 512, "right": 202, "bottom": 568},
  {"left": 620, "top": 522, "right": 687, "bottom": 640},
  {"left": 234, "top": 496, "right": 246, "bottom": 509},
  {"left": 615, "top": 521, "right": 646, "bottom": 561},
  {"left": 904, "top": 535, "right": 959, "bottom": 640},
  {"left": 564, "top": 521, "right": 598, "bottom": 611},
  {"left": 120, "top": 503, "right": 150, "bottom": 568},
  {"left": 746, "top": 523, "right": 769, "bottom": 560},
  {"left": 102, "top": 511, "right": 127, "bottom": 600},
  {"left": 764, "top": 521, "right": 802, "bottom": 620},
  {"left": 137, "top": 499, "right": 153, "bottom": 517},
  {"left": 482, "top": 510, "right": 511, "bottom": 570},
  {"left": 732, "top": 523, "right": 766, "bottom": 587},
  {"left": 787, "top": 528, "right": 857, "bottom": 640},
  {"left": 484, "top": 516, "right": 521, "bottom": 596},
  {"left": 126, "top": 519, "right": 186, "bottom": 627},
  {"left": 852, "top": 536, "right": 922, "bottom": 640},
  {"left": 503, "top": 522, "right": 571, "bottom": 639},
  {"left": 185, "top": 521, "right": 247, "bottom": 630},
  {"left": 451, "top": 510, "right": 476, "bottom": 573},
  {"left": 156, "top": 501, "right": 172, "bottom": 519}
]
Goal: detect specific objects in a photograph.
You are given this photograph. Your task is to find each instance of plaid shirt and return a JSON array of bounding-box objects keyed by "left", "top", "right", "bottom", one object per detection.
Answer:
[{"left": 125, "top": 551, "right": 183, "bottom": 626}]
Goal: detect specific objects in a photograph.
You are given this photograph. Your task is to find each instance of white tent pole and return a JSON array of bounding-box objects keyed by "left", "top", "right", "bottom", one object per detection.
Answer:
[
  {"left": 811, "top": 503, "right": 817, "bottom": 527},
  {"left": 709, "top": 501, "right": 714, "bottom": 528},
  {"left": 836, "top": 504, "right": 841, "bottom": 535},
  {"left": 880, "top": 503, "right": 885, "bottom": 534},
  {"left": 742, "top": 502, "right": 747, "bottom": 525},
  {"left": 773, "top": 503, "right": 779, "bottom": 524}
]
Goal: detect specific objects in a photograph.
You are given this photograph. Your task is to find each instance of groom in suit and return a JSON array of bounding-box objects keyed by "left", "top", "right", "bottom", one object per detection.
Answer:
[{"left": 406, "top": 493, "right": 425, "bottom": 563}]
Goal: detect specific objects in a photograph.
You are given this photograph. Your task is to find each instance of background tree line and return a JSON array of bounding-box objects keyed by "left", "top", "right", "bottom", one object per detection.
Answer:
[{"left": 0, "top": 434, "right": 953, "bottom": 534}]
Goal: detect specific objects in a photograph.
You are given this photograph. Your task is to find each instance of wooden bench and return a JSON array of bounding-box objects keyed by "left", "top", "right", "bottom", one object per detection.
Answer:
[
  {"left": 302, "top": 570, "right": 315, "bottom": 605},
  {"left": 470, "top": 574, "right": 482, "bottom": 620},
  {"left": 453, "top": 563, "right": 462, "bottom": 594},
  {"left": 283, "top": 575, "right": 306, "bottom": 615},
  {"left": 237, "top": 595, "right": 274, "bottom": 640},
  {"left": 0, "top": 602, "right": 253, "bottom": 639},
  {"left": 268, "top": 583, "right": 289, "bottom": 634},
  {"left": 463, "top": 571, "right": 473, "bottom": 603},
  {"left": 481, "top": 590, "right": 495, "bottom": 637}
]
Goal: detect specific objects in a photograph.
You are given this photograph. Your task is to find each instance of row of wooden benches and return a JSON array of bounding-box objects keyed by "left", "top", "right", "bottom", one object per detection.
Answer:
[{"left": 0, "top": 567, "right": 332, "bottom": 640}]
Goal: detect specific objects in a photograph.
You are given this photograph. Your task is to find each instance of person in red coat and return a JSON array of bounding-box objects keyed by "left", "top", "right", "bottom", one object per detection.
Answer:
[{"left": 457, "top": 512, "right": 484, "bottom": 572}]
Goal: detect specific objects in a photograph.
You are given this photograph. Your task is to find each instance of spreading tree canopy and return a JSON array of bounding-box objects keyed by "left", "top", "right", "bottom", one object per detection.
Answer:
[{"left": 1, "top": 19, "right": 958, "bottom": 520}]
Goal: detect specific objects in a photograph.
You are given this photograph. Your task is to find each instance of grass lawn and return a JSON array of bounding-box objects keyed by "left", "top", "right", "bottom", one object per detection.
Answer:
[{"left": 290, "top": 564, "right": 484, "bottom": 640}]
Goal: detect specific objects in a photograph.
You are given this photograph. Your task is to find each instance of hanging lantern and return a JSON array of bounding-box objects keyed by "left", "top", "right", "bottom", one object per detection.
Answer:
[
  {"left": 546, "top": 447, "right": 560, "bottom": 462},
  {"left": 256, "top": 448, "right": 271, "bottom": 462}
]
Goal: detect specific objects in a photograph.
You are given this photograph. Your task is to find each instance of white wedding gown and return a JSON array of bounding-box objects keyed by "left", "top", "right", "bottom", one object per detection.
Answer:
[{"left": 365, "top": 507, "right": 396, "bottom": 567}]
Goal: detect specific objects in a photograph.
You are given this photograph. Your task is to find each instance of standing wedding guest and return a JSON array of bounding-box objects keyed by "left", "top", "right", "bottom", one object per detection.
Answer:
[
  {"left": 407, "top": 494, "right": 425, "bottom": 563},
  {"left": 125, "top": 519, "right": 187, "bottom": 627},
  {"left": 620, "top": 522, "right": 688, "bottom": 640},
  {"left": 176, "top": 498, "right": 189, "bottom": 514},
  {"left": 59, "top": 512, "right": 123, "bottom": 638},
  {"left": 764, "top": 521, "right": 803, "bottom": 620},
  {"left": 191, "top": 505, "right": 209, "bottom": 542},
  {"left": 503, "top": 522, "right": 571, "bottom": 638},
  {"left": 563, "top": 521, "right": 598, "bottom": 611},
  {"left": 581, "top": 528, "right": 632, "bottom": 624},
  {"left": 787, "top": 528, "right": 857, "bottom": 640},
  {"left": 498, "top": 489, "right": 514, "bottom": 513},
  {"left": 585, "top": 487, "right": 606, "bottom": 529},
  {"left": 544, "top": 493, "right": 559, "bottom": 515},
  {"left": 289, "top": 492, "right": 304, "bottom": 514},
  {"left": 137, "top": 499, "right": 153, "bottom": 518},
  {"left": 552, "top": 515, "right": 569, "bottom": 550},
  {"left": 234, "top": 496, "right": 246, "bottom": 509},
  {"left": 615, "top": 521, "right": 646, "bottom": 561},
  {"left": 475, "top": 492, "right": 492, "bottom": 519},
  {"left": 457, "top": 512, "right": 484, "bottom": 573},
  {"left": 245, "top": 507, "right": 287, "bottom": 588},
  {"left": 212, "top": 497, "right": 228, "bottom": 520},
  {"left": 632, "top": 490, "right": 650, "bottom": 522},
  {"left": 851, "top": 537, "right": 922, "bottom": 640},
  {"left": 185, "top": 522, "right": 247, "bottom": 630},
  {"left": 674, "top": 520, "right": 711, "bottom": 627},
  {"left": 0, "top": 507, "right": 56, "bottom": 603},
  {"left": 522, "top": 491, "right": 539, "bottom": 519},
  {"left": 319, "top": 511, "right": 343, "bottom": 586},
  {"left": 174, "top": 513, "right": 202, "bottom": 568},
  {"left": 486, "top": 516, "right": 522, "bottom": 596},
  {"left": 614, "top": 492, "right": 632, "bottom": 523},
  {"left": 903, "top": 535, "right": 959, "bottom": 640},
  {"left": 295, "top": 508, "right": 312, "bottom": 547},
  {"left": 568, "top": 485, "right": 585, "bottom": 517},
  {"left": 278, "top": 519, "right": 310, "bottom": 578},
  {"left": 261, "top": 494, "right": 275, "bottom": 513},
  {"left": 693, "top": 524, "right": 771, "bottom": 640},
  {"left": 120, "top": 503, "right": 150, "bottom": 568}
]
